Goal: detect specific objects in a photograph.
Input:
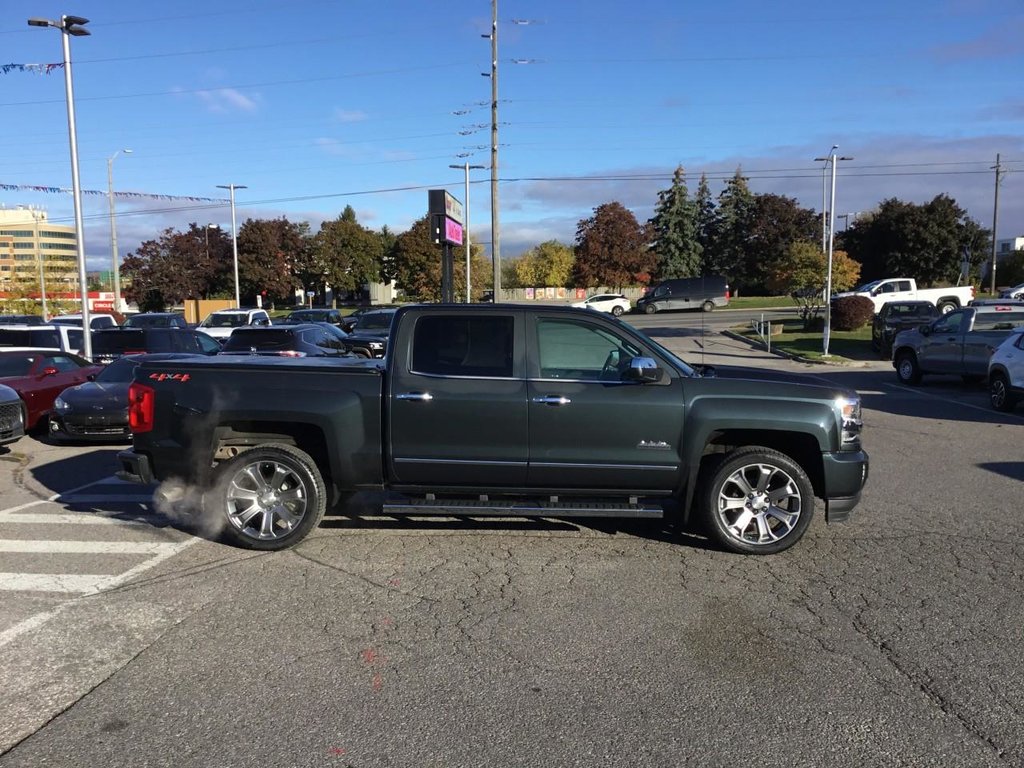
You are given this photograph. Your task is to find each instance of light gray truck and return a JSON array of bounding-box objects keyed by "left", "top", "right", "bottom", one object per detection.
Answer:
[{"left": 892, "top": 304, "right": 1024, "bottom": 384}]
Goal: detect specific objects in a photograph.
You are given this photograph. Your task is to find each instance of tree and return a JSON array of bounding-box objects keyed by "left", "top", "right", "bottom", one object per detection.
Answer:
[
  {"left": 510, "top": 240, "right": 574, "bottom": 288},
  {"left": 745, "top": 194, "right": 818, "bottom": 294},
  {"left": 314, "top": 210, "right": 384, "bottom": 300},
  {"left": 843, "top": 195, "right": 990, "bottom": 285},
  {"left": 765, "top": 241, "right": 860, "bottom": 326},
  {"left": 237, "top": 217, "right": 306, "bottom": 305},
  {"left": 648, "top": 165, "right": 701, "bottom": 279},
  {"left": 694, "top": 173, "right": 716, "bottom": 273},
  {"left": 393, "top": 215, "right": 443, "bottom": 301},
  {"left": 122, "top": 225, "right": 229, "bottom": 310},
  {"left": 708, "top": 168, "right": 755, "bottom": 287},
  {"left": 573, "top": 202, "right": 654, "bottom": 289}
]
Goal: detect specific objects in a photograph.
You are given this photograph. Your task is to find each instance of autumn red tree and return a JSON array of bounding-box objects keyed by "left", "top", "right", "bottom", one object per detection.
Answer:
[{"left": 572, "top": 202, "right": 654, "bottom": 289}]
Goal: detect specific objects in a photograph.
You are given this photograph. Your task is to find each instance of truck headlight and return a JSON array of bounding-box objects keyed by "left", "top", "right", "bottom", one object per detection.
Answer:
[
  {"left": 369, "top": 341, "right": 384, "bottom": 349},
  {"left": 836, "top": 395, "right": 862, "bottom": 446},
  {"left": 53, "top": 396, "right": 70, "bottom": 414}
]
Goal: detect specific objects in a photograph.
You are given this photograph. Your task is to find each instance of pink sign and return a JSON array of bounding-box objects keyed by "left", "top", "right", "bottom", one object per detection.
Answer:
[{"left": 445, "top": 217, "right": 463, "bottom": 246}]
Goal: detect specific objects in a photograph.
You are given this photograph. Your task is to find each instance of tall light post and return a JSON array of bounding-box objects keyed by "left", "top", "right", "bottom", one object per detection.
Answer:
[
  {"left": 216, "top": 184, "right": 246, "bottom": 306},
  {"left": 107, "top": 148, "right": 132, "bottom": 312},
  {"left": 813, "top": 148, "right": 854, "bottom": 357},
  {"left": 31, "top": 212, "right": 47, "bottom": 321},
  {"left": 28, "top": 13, "right": 93, "bottom": 359},
  {"left": 449, "top": 162, "right": 486, "bottom": 302}
]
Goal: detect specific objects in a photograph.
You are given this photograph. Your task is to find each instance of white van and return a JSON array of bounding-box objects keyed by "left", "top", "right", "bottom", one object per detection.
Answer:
[{"left": 0, "top": 324, "right": 87, "bottom": 356}]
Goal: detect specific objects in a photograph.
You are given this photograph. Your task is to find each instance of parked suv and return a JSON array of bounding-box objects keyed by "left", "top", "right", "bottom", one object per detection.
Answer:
[
  {"left": 51, "top": 313, "right": 119, "bottom": 330},
  {"left": 872, "top": 300, "right": 940, "bottom": 358},
  {"left": 342, "top": 308, "right": 397, "bottom": 358},
  {"left": 281, "top": 308, "right": 345, "bottom": 326},
  {"left": 90, "top": 327, "right": 221, "bottom": 364},
  {"left": 196, "top": 308, "right": 271, "bottom": 340},
  {"left": 988, "top": 330, "right": 1024, "bottom": 412},
  {"left": 0, "top": 324, "right": 86, "bottom": 356},
  {"left": 635, "top": 275, "right": 730, "bottom": 314}
]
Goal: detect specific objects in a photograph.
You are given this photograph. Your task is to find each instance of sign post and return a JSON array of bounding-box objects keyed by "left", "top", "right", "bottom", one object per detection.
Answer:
[{"left": 428, "top": 189, "right": 464, "bottom": 303}]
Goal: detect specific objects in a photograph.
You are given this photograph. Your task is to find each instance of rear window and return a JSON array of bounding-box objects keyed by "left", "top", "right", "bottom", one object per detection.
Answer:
[
  {"left": 221, "top": 329, "right": 295, "bottom": 351},
  {"left": 0, "top": 329, "right": 61, "bottom": 348},
  {"left": 92, "top": 330, "right": 166, "bottom": 354},
  {"left": 975, "top": 311, "right": 1024, "bottom": 331},
  {"left": 357, "top": 312, "right": 396, "bottom": 331}
]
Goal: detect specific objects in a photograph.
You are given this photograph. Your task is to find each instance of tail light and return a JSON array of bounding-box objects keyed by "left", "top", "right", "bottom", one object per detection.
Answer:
[{"left": 128, "top": 381, "right": 154, "bottom": 433}]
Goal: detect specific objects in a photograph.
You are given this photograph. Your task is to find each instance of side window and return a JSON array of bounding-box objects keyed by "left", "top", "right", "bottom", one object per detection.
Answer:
[
  {"left": 173, "top": 332, "right": 202, "bottom": 353},
  {"left": 412, "top": 315, "right": 514, "bottom": 378},
  {"left": 933, "top": 312, "right": 965, "bottom": 334},
  {"left": 48, "top": 355, "right": 79, "bottom": 372},
  {"left": 196, "top": 333, "right": 221, "bottom": 354},
  {"left": 536, "top": 318, "right": 642, "bottom": 380}
]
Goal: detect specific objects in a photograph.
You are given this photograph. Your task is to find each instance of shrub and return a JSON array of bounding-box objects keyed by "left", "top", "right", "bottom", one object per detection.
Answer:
[{"left": 831, "top": 295, "right": 875, "bottom": 331}]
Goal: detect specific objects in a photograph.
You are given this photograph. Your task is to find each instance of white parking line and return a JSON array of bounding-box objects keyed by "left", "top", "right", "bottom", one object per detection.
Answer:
[
  {"left": 0, "top": 540, "right": 183, "bottom": 555},
  {"left": 0, "top": 573, "right": 114, "bottom": 593},
  {"left": 0, "top": 513, "right": 153, "bottom": 526}
]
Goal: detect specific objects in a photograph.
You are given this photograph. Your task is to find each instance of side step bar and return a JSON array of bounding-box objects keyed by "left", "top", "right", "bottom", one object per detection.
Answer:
[{"left": 380, "top": 496, "right": 664, "bottom": 519}]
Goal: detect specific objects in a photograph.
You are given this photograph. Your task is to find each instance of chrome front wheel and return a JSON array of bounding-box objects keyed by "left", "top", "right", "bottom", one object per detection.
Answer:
[{"left": 702, "top": 447, "right": 814, "bottom": 555}]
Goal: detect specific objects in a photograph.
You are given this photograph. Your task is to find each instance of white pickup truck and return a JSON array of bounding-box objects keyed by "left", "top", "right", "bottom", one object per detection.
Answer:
[{"left": 832, "top": 278, "right": 974, "bottom": 315}]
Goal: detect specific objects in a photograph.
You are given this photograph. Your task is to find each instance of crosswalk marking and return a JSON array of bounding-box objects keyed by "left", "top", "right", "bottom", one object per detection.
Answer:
[{"left": 0, "top": 540, "right": 183, "bottom": 555}]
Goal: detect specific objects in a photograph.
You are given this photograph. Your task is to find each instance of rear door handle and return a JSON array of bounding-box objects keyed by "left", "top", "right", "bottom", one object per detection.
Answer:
[
  {"left": 396, "top": 392, "right": 433, "bottom": 402},
  {"left": 532, "top": 395, "right": 571, "bottom": 406}
]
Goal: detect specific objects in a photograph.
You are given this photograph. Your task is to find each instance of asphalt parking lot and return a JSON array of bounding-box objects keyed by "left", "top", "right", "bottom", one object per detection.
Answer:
[{"left": 1, "top": 328, "right": 1022, "bottom": 767}]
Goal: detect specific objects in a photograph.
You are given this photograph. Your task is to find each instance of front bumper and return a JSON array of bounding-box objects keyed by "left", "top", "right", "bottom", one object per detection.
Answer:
[
  {"left": 116, "top": 449, "right": 155, "bottom": 485},
  {"left": 50, "top": 412, "right": 130, "bottom": 441},
  {"left": 822, "top": 449, "right": 869, "bottom": 523}
]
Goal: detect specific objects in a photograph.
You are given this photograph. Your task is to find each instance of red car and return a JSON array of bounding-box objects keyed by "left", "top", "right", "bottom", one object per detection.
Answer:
[{"left": 0, "top": 349, "right": 103, "bottom": 431}]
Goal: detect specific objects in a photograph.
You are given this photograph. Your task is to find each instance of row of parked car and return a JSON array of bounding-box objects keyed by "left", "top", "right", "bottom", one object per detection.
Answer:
[{"left": 0, "top": 306, "right": 402, "bottom": 449}]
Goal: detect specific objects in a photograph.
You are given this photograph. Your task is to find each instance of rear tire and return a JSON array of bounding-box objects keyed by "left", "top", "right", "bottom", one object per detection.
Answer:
[
  {"left": 701, "top": 300, "right": 715, "bottom": 312},
  {"left": 990, "top": 372, "right": 1018, "bottom": 412},
  {"left": 208, "top": 444, "right": 326, "bottom": 551},
  {"left": 938, "top": 301, "right": 957, "bottom": 314},
  {"left": 611, "top": 305, "right": 624, "bottom": 316},
  {"left": 700, "top": 447, "right": 814, "bottom": 555}
]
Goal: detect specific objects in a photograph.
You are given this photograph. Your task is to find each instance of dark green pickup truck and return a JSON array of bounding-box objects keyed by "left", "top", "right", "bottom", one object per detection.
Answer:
[{"left": 117, "top": 304, "right": 868, "bottom": 555}]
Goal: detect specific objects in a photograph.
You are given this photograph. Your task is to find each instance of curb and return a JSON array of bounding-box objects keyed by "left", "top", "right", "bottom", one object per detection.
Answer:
[{"left": 721, "top": 329, "right": 884, "bottom": 368}]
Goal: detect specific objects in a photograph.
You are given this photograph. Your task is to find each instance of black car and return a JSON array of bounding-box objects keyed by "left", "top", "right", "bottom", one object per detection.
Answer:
[
  {"left": 872, "top": 300, "right": 941, "bottom": 358},
  {"left": 91, "top": 327, "right": 222, "bottom": 364},
  {"left": 217, "top": 324, "right": 349, "bottom": 357},
  {"left": 49, "top": 353, "right": 192, "bottom": 442},
  {"left": 342, "top": 308, "right": 397, "bottom": 358},
  {"left": 123, "top": 312, "right": 189, "bottom": 329},
  {"left": 0, "top": 314, "right": 44, "bottom": 326},
  {"left": 0, "top": 382, "right": 26, "bottom": 447},
  {"left": 281, "top": 308, "right": 345, "bottom": 326}
]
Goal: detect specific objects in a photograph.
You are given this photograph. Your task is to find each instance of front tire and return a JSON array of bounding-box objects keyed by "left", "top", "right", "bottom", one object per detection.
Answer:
[
  {"left": 701, "top": 447, "right": 814, "bottom": 555},
  {"left": 990, "top": 372, "right": 1018, "bottom": 412},
  {"left": 208, "top": 444, "right": 326, "bottom": 551},
  {"left": 643, "top": 303, "right": 657, "bottom": 315},
  {"left": 895, "top": 351, "right": 922, "bottom": 385}
]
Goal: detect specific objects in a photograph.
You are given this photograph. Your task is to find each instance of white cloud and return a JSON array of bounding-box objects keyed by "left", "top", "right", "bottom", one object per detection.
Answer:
[
  {"left": 333, "top": 108, "right": 368, "bottom": 123},
  {"left": 196, "top": 88, "right": 261, "bottom": 114}
]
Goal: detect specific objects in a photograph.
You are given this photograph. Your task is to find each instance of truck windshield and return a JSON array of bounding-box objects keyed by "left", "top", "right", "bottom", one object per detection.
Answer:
[{"left": 855, "top": 280, "right": 883, "bottom": 293}]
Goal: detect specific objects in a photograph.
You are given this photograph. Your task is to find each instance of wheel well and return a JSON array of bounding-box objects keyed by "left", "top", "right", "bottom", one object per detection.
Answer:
[
  {"left": 699, "top": 429, "right": 825, "bottom": 497},
  {"left": 212, "top": 421, "right": 335, "bottom": 499}
]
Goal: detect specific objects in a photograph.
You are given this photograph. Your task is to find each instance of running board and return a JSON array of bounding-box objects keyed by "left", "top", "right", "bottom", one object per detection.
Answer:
[{"left": 380, "top": 496, "right": 664, "bottom": 519}]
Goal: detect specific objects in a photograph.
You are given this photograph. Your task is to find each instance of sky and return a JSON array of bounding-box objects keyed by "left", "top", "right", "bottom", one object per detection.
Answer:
[{"left": 1, "top": 0, "right": 1022, "bottom": 281}]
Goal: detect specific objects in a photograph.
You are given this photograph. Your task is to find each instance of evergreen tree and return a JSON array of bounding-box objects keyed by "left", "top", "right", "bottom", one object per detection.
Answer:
[
  {"left": 708, "top": 168, "right": 755, "bottom": 287},
  {"left": 648, "top": 165, "right": 701, "bottom": 279},
  {"left": 694, "top": 173, "right": 716, "bottom": 273}
]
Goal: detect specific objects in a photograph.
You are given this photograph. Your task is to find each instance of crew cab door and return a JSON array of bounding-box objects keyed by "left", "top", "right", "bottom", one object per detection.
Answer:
[
  {"left": 525, "top": 315, "right": 683, "bottom": 491},
  {"left": 387, "top": 311, "right": 528, "bottom": 486},
  {"left": 918, "top": 309, "right": 968, "bottom": 373}
]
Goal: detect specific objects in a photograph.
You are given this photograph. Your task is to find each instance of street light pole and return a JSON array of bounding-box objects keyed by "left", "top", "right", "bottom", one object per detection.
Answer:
[
  {"left": 28, "top": 13, "right": 92, "bottom": 359},
  {"left": 450, "top": 163, "right": 486, "bottom": 302},
  {"left": 216, "top": 184, "right": 246, "bottom": 307},
  {"left": 33, "top": 214, "right": 47, "bottom": 321},
  {"left": 107, "top": 148, "right": 132, "bottom": 312},
  {"left": 813, "top": 148, "right": 854, "bottom": 357}
]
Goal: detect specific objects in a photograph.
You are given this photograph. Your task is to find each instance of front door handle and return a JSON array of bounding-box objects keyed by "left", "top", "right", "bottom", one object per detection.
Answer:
[
  {"left": 532, "top": 395, "right": 571, "bottom": 406},
  {"left": 396, "top": 392, "right": 433, "bottom": 402}
]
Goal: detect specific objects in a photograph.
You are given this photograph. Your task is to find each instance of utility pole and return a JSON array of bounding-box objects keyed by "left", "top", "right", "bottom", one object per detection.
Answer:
[
  {"left": 489, "top": 0, "right": 501, "bottom": 301},
  {"left": 990, "top": 153, "right": 1003, "bottom": 296}
]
